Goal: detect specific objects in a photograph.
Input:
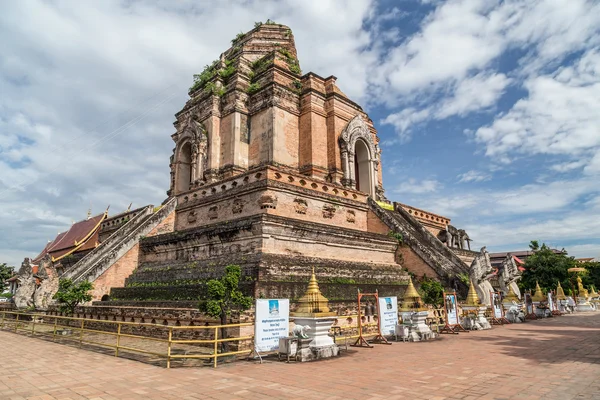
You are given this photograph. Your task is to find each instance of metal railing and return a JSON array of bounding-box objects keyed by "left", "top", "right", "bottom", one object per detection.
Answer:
[{"left": 0, "top": 311, "right": 252, "bottom": 369}]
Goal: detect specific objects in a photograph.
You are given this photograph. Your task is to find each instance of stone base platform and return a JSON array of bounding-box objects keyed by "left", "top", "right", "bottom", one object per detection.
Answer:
[{"left": 297, "top": 339, "right": 339, "bottom": 362}]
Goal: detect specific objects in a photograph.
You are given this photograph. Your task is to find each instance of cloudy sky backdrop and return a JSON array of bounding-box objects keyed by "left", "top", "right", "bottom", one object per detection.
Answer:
[{"left": 1, "top": 0, "right": 600, "bottom": 267}]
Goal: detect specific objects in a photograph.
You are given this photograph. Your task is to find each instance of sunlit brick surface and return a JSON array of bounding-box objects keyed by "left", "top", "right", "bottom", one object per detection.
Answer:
[{"left": 2, "top": 313, "right": 600, "bottom": 399}]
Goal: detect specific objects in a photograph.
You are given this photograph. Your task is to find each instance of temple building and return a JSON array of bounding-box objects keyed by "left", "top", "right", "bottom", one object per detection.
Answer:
[{"left": 15, "top": 23, "right": 473, "bottom": 313}]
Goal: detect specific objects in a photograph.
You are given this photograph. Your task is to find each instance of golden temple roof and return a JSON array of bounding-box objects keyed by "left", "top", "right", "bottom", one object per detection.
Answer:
[
  {"left": 465, "top": 280, "right": 481, "bottom": 307},
  {"left": 532, "top": 281, "right": 545, "bottom": 302}
]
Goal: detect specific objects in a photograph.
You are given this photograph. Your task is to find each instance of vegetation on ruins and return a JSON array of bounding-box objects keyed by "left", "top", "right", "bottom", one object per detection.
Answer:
[
  {"left": 520, "top": 241, "right": 575, "bottom": 295},
  {"left": 387, "top": 231, "right": 404, "bottom": 245},
  {"left": 53, "top": 278, "right": 93, "bottom": 315},
  {"left": 418, "top": 276, "right": 444, "bottom": 307},
  {"left": 199, "top": 264, "right": 252, "bottom": 352},
  {"left": 0, "top": 262, "right": 14, "bottom": 291},
  {"left": 246, "top": 82, "right": 261, "bottom": 95},
  {"left": 254, "top": 19, "right": 279, "bottom": 28},
  {"left": 190, "top": 60, "right": 219, "bottom": 92},
  {"left": 278, "top": 48, "right": 301, "bottom": 75},
  {"left": 231, "top": 31, "right": 245, "bottom": 45}
]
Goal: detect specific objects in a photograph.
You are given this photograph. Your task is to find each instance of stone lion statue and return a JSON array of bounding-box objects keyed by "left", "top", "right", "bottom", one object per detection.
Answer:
[{"left": 292, "top": 324, "right": 311, "bottom": 339}]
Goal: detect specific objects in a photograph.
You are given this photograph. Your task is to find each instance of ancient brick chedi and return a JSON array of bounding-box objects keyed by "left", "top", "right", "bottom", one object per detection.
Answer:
[{"left": 108, "top": 23, "right": 469, "bottom": 306}]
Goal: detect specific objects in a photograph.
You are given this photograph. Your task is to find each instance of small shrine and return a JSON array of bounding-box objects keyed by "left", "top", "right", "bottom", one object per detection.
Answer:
[
  {"left": 290, "top": 268, "right": 339, "bottom": 361},
  {"left": 531, "top": 282, "right": 550, "bottom": 318},
  {"left": 589, "top": 286, "right": 599, "bottom": 310},
  {"left": 575, "top": 275, "right": 594, "bottom": 312},
  {"left": 502, "top": 284, "right": 524, "bottom": 323},
  {"left": 461, "top": 280, "right": 491, "bottom": 330},
  {"left": 556, "top": 282, "right": 570, "bottom": 313},
  {"left": 396, "top": 278, "right": 433, "bottom": 341}
]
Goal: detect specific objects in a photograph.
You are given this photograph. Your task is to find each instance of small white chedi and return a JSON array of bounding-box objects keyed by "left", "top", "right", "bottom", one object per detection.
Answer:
[
  {"left": 502, "top": 285, "right": 525, "bottom": 323},
  {"left": 396, "top": 277, "right": 433, "bottom": 341},
  {"left": 461, "top": 279, "right": 491, "bottom": 330},
  {"left": 290, "top": 268, "right": 339, "bottom": 361}
]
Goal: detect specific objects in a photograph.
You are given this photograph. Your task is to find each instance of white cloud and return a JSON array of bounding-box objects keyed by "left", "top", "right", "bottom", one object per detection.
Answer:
[
  {"left": 551, "top": 160, "right": 587, "bottom": 173},
  {"left": 394, "top": 179, "right": 440, "bottom": 194},
  {"left": 457, "top": 170, "right": 491, "bottom": 183},
  {"left": 0, "top": 0, "right": 376, "bottom": 266},
  {"left": 474, "top": 49, "right": 600, "bottom": 167}
]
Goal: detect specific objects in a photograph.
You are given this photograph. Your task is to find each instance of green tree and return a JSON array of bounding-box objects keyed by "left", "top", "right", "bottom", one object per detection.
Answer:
[
  {"left": 0, "top": 263, "right": 15, "bottom": 292},
  {"left": 580, "top": 261, "right": 600, "bottom": 292},
  {"left": 53, "top": 279, "right": 93, "bottom": 315},
  {"left": 519, "top": 241, "right": 575, "bottom": 294},
  {"left": 199, "top": 265, "right": 252, "bottom": 352},
  {"left": 418, "top": 276, "right": 444, "bottom": 307}
]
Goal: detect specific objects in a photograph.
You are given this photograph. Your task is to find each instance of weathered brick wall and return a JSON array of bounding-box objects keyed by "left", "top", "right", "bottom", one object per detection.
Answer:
[
  {"left": 147, "top": 209, "right": 175, "bottom": 237},
  {"left": 398, "top": 246, "right": 440, "bottom": 280},
  {"left": 90, "top": 244, "right": 139, "bottom": 301}
]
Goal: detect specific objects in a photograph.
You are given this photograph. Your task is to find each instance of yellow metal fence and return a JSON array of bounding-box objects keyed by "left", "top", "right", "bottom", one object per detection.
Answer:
[{"left": 0, "top": 311, "right": 253, "bottom": 369}]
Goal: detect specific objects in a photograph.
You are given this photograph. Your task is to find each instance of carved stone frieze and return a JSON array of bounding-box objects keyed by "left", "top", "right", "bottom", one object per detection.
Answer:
[{"left": 293, "top": 198, "right": 308, "bottom": 214}]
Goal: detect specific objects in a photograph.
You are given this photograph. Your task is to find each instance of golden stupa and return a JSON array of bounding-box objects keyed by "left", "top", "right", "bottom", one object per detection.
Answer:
[
  {"left": 556, "top": 282, "right": 567, "bottom": 301},
  {"left": 290, "top": 268, "right": 336, "bottom": 317},
  {"left": 531, "top": 281, "right": 545, "bottom": 302},
  {"left": 400, "top": 277, "right": 427, "bottom": 311},
  {"left": 576, "top": 276, "right": 589, "bottom": 298},
  {"left": 503, "top": 284, "right": 520, "bottom": 303},
  {"left": 464, "top": 279, "right": 481, "bottom": 307}
]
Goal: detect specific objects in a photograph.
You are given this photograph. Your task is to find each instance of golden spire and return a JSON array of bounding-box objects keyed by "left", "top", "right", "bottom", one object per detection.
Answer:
[
  {"left": 465, "top": 279, "right": 481, "bottom": 307},
  {"left": 290, "top": 267, "right": 335, "bottom": 317},
  {"left": 556, "top": 282, "right": 567, "bottom": 300},
  {"left": 400, "top": 277, "right": 426, "bottom": 311},
  {"left": 532, "top": 281, "right": 545, "bottom": 302},
  {"left": 504, "top": 284, "right": 519, "bottom": 302}
]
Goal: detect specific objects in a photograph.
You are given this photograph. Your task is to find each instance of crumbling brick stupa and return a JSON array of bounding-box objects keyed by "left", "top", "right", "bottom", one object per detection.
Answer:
[{"left": 105, "top": 23, "right": 470, "bottom": 309}]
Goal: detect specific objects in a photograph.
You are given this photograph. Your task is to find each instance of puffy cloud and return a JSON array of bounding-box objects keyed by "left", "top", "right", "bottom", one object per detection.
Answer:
[
  {"left": 457, "top": 170, "right": 491, "bottom": 183},
  {"left": 394, "top": 179, "right": 440, "bottom": 194},
  {"left": 0, "top": 0, "right": 376, "bottom": 266}
]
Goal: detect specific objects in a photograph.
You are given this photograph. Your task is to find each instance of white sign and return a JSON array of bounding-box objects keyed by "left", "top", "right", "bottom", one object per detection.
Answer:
[
  {"left": 445, "top": 293, "right": 459, "bottom": 325},
  {"left": 548, "top": 293, "right": 555, "bottom": 312},
  {"left": 492, "top": 293, "right": 503, "bottom": 318},
  {"left": 254, "top": 299, "right": 289, "bottom": 352},
  {"left": 377, "top": 296, "right": 398, "bottom": 335}
]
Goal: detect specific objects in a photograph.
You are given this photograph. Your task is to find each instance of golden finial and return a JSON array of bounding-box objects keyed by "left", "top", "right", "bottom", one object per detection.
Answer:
[
  {"left": 290, "top": 267, "right": 336, "bottom": 317},
  {"left": 532, "top": 281, "right": 545, "bottom": 302},
  {"left": 465, "top": 279, "right": 481, "bottom": 306},
  {"left": 400, "top": 277, "right": 426, "bottom": 311},
  {"left": 556, "top": 282, "right": 567, "bottom": 300},
  {"left": 504, "top": 284, "right": 519, "bottom": 302}
]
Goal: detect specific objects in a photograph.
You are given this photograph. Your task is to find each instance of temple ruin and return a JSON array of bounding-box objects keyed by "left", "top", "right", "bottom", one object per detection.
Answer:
[{"left": 15, "top": 23, "right": 475, "bottom": 315}]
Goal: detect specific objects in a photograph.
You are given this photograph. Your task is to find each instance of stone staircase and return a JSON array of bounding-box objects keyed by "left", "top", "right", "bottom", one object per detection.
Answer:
[
  {"left": 368, "top": 198, "right": 470, "bottom": 284},
  {"left": 63, "top": 198, "right": 177, "bottom": 284}
]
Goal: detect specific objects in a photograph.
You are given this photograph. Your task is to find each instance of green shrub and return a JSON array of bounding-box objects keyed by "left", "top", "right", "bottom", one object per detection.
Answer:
[
  {"left": 418, "top": 277, "right": 444, "bottom": 307},
  {"left": 246, "top": 83, "right": 261, "bottom": 95}
]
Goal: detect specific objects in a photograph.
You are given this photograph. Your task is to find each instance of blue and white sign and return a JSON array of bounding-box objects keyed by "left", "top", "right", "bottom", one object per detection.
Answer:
[
  {"left": 377, "top": 296, "right": 398, "bottom": 335},
  {"left": 254, "top": 299, "right": 289, "bottom": 352},
  {"left": 445, "top": 293, "right": 459, "bottom": 325}
]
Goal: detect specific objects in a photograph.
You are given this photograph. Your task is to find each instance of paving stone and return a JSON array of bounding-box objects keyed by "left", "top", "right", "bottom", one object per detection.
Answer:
[{"left": 2, "top": 313, "right": 600, "bottom": 399}]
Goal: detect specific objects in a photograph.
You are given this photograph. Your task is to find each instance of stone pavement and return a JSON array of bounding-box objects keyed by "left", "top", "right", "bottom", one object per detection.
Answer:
[{"left": 1, "top": 313, "right": 600, "bottom": 400}]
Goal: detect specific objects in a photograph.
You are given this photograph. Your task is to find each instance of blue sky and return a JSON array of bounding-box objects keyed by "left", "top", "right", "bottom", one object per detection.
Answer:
[{"left": 1, "top": 0, "right": 600, "bottom": 267}]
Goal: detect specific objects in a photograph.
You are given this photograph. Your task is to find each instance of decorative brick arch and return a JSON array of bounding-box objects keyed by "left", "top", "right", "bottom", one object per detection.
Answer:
[
  {"left": 339, "top": 115, "right": 378, "bottom": 196},
  {"left": 172, "top": 114, "right": 208, "bottom": 194}
]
